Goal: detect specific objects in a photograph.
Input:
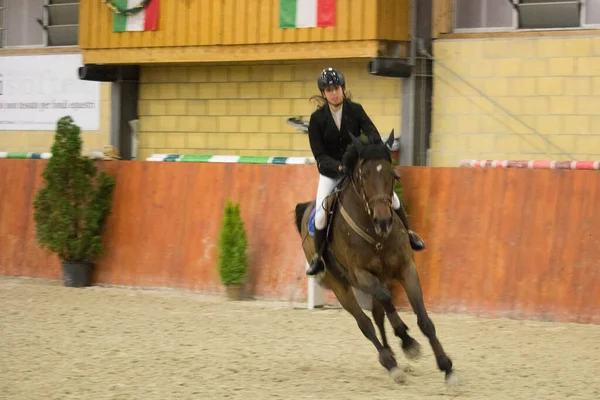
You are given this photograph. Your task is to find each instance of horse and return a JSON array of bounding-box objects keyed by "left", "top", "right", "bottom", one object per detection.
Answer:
[{"left": 294, "top": 130, "right": 457, "bottom": 386}]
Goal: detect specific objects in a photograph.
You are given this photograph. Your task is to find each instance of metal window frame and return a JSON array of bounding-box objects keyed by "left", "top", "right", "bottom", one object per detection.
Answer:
[
  {"left": 452, "top": 0, "right": 519, "bottom": 33},
  {"left": 45, "top": 0, "right": 80, "bottom": 47},
  {"left": 1, "top": 0, "right": 45, "bottom": 49},
  {"left": 581, "top": 0, "right": 600, "bottom": 27},
  {"left": 0, "top": 0, "right": 5, "bottom": 48},
  {"left": 453, "top": 0, "right": 600, "bottom": 32},
  {"left": 1, "top": 0, "right": 80, "bottom": 49}
]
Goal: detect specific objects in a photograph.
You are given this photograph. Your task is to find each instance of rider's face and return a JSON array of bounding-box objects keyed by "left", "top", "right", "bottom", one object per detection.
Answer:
[{"left": 323, "top": 85, "right": 343, "bottom": 106}]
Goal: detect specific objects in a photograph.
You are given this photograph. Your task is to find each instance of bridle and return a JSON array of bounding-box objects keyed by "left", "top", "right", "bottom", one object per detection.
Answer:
[
  {"left": 336, "top": 130, "right": 397, "bottom": 250},
  {"left": 355, "top": 158, "right": 394, "bottom": 216},
  {"left": 335, "top": 158, "right": 395, "bottom": 252},
  {"left": 349, "top": 158, "right": 394, "bottom": 218}
]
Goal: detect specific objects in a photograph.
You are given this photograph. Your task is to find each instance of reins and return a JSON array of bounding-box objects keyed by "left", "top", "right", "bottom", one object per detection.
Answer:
[{"left": 336, "top": 159, "right": 394, "bottom": 253}]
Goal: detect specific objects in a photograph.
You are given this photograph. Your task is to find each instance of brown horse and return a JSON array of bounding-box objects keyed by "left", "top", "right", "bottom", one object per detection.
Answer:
[{"left": 294, "top": 131, "right": 457, "bottom": 386}]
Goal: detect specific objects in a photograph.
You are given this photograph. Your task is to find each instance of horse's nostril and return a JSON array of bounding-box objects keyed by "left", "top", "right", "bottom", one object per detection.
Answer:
[{"left": 374, "top": 217, "right": 392, "bottom": 228}]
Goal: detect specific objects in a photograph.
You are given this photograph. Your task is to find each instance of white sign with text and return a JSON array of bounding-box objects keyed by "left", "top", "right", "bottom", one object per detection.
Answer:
[{"left": 0, "top": 53, "right": 101, "bottom": 131}]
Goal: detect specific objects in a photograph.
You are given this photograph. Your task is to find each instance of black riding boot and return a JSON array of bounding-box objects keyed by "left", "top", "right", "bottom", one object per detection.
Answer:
[
  {"left": 394, "top": 206, "right": 426, "bottom": 251},
  {"left": 306, "top": 227, "right": 328, "bottom": 276}
]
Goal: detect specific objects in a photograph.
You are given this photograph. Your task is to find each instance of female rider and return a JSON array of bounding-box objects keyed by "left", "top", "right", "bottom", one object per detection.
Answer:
[{"left": 305, "top": 67, "right": 425, "bottom": 276}]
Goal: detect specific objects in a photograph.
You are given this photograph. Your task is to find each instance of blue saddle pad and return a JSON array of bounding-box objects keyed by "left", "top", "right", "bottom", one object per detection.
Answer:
[
  {"left": 308, "top": 208, "right": 317, "bottom": 237},
  {"left": 308, "top": 207, "right": 334, "bottom": 237}
]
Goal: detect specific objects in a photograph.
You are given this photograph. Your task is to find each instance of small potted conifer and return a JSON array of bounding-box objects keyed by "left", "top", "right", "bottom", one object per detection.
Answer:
[
  {"left": 217, "top": 199, "right": 248, "bottom": 300},
  {"left": 33, "top": 116, "right": 116, "bottom": 287}
]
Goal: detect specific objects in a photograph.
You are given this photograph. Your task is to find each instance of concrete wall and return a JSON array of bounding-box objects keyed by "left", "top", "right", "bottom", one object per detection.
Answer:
[
  {"left": 136, "top": 59, "right": 402, "bottom": 160},
  {"left": 430, "top": 36, "right": 600, "bottom": 166}
]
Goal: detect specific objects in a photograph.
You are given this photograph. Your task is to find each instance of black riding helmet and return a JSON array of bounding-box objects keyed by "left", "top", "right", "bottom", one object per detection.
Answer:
[{"left": 318, "top": 67, "right": 345, "bottom": 92}]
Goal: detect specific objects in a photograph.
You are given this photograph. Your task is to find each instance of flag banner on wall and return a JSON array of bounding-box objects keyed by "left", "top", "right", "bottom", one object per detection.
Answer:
[
  {"left": 113, "top": 0, "right": 159, "bottom": 32},
  {"left": 279, "top": 0, "right": 336, "bottom": 28}
]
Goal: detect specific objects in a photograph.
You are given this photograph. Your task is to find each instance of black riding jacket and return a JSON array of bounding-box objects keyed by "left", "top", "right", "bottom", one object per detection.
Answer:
[{"left": 308, "top": 99, "right": 381, "bottom": 179}]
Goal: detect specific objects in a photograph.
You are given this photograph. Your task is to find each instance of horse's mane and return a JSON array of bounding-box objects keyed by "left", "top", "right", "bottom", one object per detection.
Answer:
[{"left": 341, "top": 134, "right": 391, "bottom": 174}]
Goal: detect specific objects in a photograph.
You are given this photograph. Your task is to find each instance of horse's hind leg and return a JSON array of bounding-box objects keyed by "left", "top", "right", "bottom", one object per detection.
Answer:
[
  {"left": 401, "top": 263, "right": 456, "bottom": 385},
  {"left": 323, "top": 275, "right": 405, "bottom": 384}
]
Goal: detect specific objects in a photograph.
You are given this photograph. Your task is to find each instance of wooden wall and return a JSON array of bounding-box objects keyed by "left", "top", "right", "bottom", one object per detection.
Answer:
[
  {"left": 432, "top": 0, "right": 452, "bottom": 38},
  {"left": 1, "top": 159, "right": 599, "bottom": 324},
  {"left": 80, "top": 0, "right": 409, "bottom": 50}
]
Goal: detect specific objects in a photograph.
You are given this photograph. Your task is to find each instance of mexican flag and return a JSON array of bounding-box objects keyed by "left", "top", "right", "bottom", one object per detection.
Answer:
[
  {"left": 279, "top": 0, "right": 336, "bottom": 28},
  {"left": 113, "top": 0, "right": 159, "bottom": 32}
]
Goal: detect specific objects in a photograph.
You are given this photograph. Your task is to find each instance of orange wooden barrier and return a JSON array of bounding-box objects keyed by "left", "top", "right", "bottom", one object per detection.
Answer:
[{"left": 1, "top": 160, "right": 599, "bottom": 324}]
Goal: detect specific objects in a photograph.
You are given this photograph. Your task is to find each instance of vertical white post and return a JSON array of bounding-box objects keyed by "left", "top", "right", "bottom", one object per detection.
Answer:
[
  {"left": 306, "top": 261, "right": 325, "bottom": 309},
  {"left": 129, "top": 119, "right": 140, "bottom": 160}
]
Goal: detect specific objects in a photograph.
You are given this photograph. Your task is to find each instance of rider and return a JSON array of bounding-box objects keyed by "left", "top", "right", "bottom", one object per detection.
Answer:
[{"left": 305, "top": 67, "right": 425, "bottom": 276}]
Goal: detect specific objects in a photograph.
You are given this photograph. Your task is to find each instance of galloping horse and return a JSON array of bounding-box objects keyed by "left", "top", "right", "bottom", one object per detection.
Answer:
[{"left": 294, "top": 131, "right": 456, "bottom": 385}]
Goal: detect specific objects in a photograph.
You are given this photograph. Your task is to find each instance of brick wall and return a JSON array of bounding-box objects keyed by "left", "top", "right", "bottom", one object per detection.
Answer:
[
  {"left": 430, "top": 36, "right": 600, "bottom": 166},
  {"left": 0, "top": 83, "right": 112, "bottom": 154},
  {"left": 137, "top": 60, "right": 402, "bottom": 160}
]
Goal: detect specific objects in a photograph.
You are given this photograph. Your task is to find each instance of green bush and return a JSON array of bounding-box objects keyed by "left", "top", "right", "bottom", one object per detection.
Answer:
[
  {"left": 33, "top": 116, "right": 116, "bottom": 262},
  {"left": 217, "top": 199, "right": 248, "bottom": 286}
]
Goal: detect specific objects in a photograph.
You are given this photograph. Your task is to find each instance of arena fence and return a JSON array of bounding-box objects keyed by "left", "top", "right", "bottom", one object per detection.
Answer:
[{"left": 1, "top": 159, "right": 598, "bottom": 324}]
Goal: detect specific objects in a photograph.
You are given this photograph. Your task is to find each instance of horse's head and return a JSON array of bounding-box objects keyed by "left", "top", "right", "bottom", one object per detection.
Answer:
[{"left": 342, "top": 130, "right": 396, "bottom": 238}]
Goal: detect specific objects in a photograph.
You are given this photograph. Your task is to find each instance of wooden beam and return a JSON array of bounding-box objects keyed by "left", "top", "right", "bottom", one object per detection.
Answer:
[
  {"left": 82, "top": 41, "right": 380, "bottom": 65},
  {"left": 0, "top": 46, "right": 80, "bottom": 56}
]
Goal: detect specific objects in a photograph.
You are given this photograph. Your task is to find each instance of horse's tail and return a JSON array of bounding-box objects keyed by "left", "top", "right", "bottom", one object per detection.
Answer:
[{"left": 294, "top": 201, "right": 312, "bottom": 235}]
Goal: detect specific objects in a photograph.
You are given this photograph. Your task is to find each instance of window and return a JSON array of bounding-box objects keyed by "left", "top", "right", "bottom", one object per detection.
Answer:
[
  {"left": 454, "top": 0, "right": 515, "bottom": 30},
  {"left": 3, "top": 0, "right": 44, "bottom": 47},
  {"left": 1, "top": 0, "right": 79, "bottom": 48},
  {"left": 453, "top": 0, "right": 600, "bottom": 31},
  {"left": 586, "top": 0, "right": 600, "bottom": 23},
  {"left": 45, "top": 0, "right": 79, "bottom": 46}
]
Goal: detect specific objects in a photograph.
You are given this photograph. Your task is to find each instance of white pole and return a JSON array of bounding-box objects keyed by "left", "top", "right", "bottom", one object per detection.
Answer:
[{"left": 306, "top": 261, "right": 325, "bottom": 309}]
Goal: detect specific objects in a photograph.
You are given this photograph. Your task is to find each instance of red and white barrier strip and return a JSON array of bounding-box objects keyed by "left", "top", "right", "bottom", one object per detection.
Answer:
[{"left": 459, "top": 159, "right": 600, "bottom": 170}]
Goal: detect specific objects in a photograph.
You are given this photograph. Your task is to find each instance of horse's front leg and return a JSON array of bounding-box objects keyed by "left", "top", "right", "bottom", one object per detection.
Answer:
[
  {"left": 401, "top": 262, "right": 457, "bottom": 386},
  {"left": 322, "top": 275, "right": 405, "bottom": 384},
  {"left": 371, "top": 301, "right": 390, "bottom": 349},
  {"left": 353, "top": 270, "right": 422, "bottom": 360}
]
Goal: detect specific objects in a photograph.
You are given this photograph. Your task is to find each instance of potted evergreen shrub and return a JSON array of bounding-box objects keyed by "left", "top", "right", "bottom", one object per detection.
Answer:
[
  {"left": 217, "top": 199, "right": 248, "bottom": 300},
  {"left": 33, "top": 116, "right": 116, "bottom": 288}
]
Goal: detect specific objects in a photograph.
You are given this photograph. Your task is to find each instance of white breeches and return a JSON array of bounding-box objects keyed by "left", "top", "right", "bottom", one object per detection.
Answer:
[
  {"left": 392, "top": 190, "right": 401, "bottom": 210},
  {"left": 315, "top": 174, "right": 341, "bottom": 230},
  {"left": 314, "top": 174, "right": 401, "bottom": 230}
]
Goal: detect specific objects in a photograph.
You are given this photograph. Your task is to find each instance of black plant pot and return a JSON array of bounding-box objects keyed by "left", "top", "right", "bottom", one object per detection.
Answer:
[{"left": 61, "top": 261, "right": 95, "bottom": 288}]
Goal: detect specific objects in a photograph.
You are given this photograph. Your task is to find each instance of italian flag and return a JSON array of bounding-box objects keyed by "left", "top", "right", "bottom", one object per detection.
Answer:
[
  {"left": 279, "top": 0, "right": 336, "bottom": 28},
  {"left": 113, "top": 0, "right": 159, "bottom": 32}
]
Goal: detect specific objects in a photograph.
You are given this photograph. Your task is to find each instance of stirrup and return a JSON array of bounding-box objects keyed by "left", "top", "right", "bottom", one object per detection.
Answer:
[{"left": 306, "top": 254, "right": 325, "bottom": 275}]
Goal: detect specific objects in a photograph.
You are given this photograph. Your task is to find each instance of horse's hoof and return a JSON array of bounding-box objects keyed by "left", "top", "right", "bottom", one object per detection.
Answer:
[
  {"left": 445, "top": 370, "right": 459, "bottom": 388},
  {"left": 402, "top": 339, "right": 421, "bottom": 360},
  {"left": 389, "top": 367, "right": 406, "bottom": 384}
]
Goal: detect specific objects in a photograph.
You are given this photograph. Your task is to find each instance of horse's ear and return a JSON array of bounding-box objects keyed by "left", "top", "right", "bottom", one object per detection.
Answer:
[
  {"left": 348, "top": 131, "right": 362, "bottom": 148},
  {"left": 385, "top": 129, "right": 395, "bottom": 149}
]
